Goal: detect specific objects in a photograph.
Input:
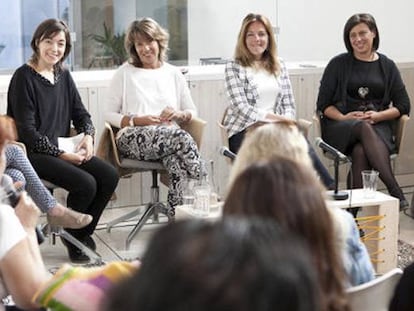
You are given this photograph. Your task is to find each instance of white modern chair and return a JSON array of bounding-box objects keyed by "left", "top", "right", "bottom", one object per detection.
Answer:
[{"left": 346, "top": 268, "right": 403, "bottom": 311}]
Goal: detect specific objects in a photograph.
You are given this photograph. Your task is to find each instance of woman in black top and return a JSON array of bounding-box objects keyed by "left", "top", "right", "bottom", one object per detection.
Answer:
[
  {"left": 316, "top": 13, "right": 410, "bottom": 209},
  {"left": 7, "top": 18, "right": 119, "bottom": 263}
]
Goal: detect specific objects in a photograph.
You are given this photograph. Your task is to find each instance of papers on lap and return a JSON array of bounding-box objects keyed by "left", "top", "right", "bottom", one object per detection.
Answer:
[{"left": 58, "top": 133, "right": 84, "bottom": 153}]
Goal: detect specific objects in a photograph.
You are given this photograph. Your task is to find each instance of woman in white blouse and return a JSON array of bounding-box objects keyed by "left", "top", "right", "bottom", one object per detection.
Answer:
[{"left": 105, "top": 18, "right": 204, "bottom": 216}]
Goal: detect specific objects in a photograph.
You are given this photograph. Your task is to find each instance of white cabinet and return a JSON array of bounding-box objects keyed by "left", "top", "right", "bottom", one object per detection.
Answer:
[{"left": 188, "top": 79, "right": 231, "bottom": 197}]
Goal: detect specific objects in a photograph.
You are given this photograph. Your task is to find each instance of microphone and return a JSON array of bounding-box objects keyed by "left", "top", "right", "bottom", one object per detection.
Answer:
[
  {"left": 219, "top": 146, "right": 236, "bottom": 160},
  {"left": 315, "top": 137, "right": 349, "bottom": 162},
  {"left": 1, "top": 174, "right": 45, "bottom": 244}
]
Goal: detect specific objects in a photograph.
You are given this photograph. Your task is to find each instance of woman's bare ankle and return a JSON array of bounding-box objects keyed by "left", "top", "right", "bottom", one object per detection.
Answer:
[{"left": 48, "top": 204, "right": 66, "bottom": 217}]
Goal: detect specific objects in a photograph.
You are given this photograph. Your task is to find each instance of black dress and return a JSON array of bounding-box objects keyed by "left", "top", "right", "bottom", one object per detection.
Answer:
[{"left": 316, "top": 53, "right": 410, "bottom": 154}]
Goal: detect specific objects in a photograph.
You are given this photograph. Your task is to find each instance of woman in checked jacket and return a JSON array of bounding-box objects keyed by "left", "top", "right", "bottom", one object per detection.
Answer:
[{"left": 223, "top": 13, "right": 334, "bottom": 189}]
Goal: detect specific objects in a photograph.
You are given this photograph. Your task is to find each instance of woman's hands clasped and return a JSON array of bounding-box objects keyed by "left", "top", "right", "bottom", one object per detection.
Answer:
[
  {"left": 343, "top": 110, "right": 382, "bottom": 124},
  {"left": 160, "top": 106, "right": 191, "bottom": 123},
  {"left": 59, "top": 134, "right": 94, "bottom": 166}
]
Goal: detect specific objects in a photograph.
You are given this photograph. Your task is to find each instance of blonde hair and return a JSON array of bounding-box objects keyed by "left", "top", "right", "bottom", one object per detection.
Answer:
[
  {"left": 234, "top": 13, "right": 280, "bottom": 74},
  {"left": 227, "top": 122, "right": 314, "bottom": 191}
]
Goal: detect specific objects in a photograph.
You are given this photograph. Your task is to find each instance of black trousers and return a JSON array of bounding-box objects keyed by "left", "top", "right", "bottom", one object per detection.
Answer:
[{"left": 28, "top": 153, "right": 119, "bottom": 239}]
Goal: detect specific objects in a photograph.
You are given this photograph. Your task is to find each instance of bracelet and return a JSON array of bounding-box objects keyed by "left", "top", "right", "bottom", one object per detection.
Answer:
[{"left": 128, "top": 115, "right": 135, "bottom": 127}]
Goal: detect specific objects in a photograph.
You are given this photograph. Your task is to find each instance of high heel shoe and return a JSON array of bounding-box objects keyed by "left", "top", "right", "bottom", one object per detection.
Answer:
[{"left": 47, "top": 208, "right": 93, "bottom": 229}]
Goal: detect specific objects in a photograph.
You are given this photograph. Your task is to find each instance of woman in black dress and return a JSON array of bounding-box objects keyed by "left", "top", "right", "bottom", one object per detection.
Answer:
[{"left": 316, "top": 13, "right": 410, "bottom": 209}]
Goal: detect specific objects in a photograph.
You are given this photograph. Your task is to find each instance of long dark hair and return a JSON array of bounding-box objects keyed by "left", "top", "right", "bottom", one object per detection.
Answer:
[
  {"left": 103, "top": 218, "right": 320, "bottom": 311},
  {"left": 223, "top": 158, "right": 349, "bottom": 311}
]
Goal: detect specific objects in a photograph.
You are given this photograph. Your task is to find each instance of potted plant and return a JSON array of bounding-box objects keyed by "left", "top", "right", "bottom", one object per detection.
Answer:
[{"left": 88, "top": 23, "right": 127, "bottom": 68}]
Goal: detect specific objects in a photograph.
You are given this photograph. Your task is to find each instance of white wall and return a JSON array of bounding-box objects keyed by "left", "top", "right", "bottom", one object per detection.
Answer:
[
  {"left": 187, "top": 0, "right": 277, "bottom": 64},
  {"left": 188, "top": 0, "right": 414, "bottom": 64}
]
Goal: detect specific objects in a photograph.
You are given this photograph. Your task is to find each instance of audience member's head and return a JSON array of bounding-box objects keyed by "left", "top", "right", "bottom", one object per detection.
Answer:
[
  {"left": 0, "top": 115, "right": 17, "bottom": 173},
  {"left": 227, "top": 121, "right": 312, "bottom": 189},
  {"left": 103, "top": 217, "right": 320, "bottom": 311},
  {"left": 223, "top": 158, "right": 349, "bottom": 311}
]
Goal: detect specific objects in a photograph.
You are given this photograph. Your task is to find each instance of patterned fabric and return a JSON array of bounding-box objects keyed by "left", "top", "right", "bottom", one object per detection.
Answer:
[
  {"left": 223, "top": 59, "right": 296, "bottom": 138},
  {"left": 116, "top": 125, "right": 203, "bottom": 208},
  {"left": 33, "top": 261, "right": 139, "bottom": 311},
  {"left": 4, "top": 144, "right": 56, "bottom": 213}
]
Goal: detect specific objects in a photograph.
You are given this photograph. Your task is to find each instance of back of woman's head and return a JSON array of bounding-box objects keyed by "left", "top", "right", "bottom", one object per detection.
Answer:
[
  {"left": 225, "top": 158, "right": 329, "bottom": 242},
  {"left": 0, "top": 115, "right": 16, "bottom": 153},
  {"left": 228, "top": 122, "right": 312, "bottom": 189},
  {"left": 223, "top": 159, "right": 349, "bottom": 311},
  {"left": 103, "top": 217, "right": 320, "bottom": 311}
]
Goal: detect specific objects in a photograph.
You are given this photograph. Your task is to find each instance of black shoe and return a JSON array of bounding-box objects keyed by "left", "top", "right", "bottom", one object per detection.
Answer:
[
  {"left": 60, "top": 237, "right": 90, "bottom": 264},
  {"left": 80, "top": 235, "right": 96, "bottom": 251},
  {"left": 400, "top": 199, "right": 409, "bottom": 212}
]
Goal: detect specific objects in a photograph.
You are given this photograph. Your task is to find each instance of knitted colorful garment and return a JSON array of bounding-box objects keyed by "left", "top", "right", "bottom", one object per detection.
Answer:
[{"left": 32, "top": 261, "right": 139, "bottom": 311}]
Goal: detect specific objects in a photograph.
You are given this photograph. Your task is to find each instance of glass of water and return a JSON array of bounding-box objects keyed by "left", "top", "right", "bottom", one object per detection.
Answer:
[
  {"left": 182, "top": 178, "right": 195, "bottom": 209},
  {"left": 193, "top": 183, "right": 211, "bottom": 217}
]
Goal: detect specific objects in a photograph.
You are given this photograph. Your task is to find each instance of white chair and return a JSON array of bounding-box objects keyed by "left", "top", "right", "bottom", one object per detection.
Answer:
[{"left": 346, "top": 268, "right": 403, "bottom": 311}]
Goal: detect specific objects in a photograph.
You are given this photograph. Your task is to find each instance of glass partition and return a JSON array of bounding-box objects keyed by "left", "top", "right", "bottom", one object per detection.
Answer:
[{"left": 0, "top": 0, "right": 278, "bottom": 72}]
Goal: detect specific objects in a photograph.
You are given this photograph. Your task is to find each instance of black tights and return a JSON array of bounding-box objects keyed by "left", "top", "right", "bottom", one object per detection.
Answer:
[{"left": 347, "top": 121, "right": 405, "bottom": 201}]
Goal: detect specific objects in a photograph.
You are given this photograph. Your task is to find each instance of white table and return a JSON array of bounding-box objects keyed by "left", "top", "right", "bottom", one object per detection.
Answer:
[
  {"left": 176, "top": 203, "right": 222, "bottom": 220},
  {"left": 176, "top": 189, "right": 399, "bottom": 274},
  {"left": 326, "top": 189, "right": 399, "bottom": 274}
]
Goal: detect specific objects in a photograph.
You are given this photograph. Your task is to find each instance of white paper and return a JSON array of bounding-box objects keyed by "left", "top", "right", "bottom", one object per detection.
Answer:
[{"left": 58, "top": 133, "right": 85, "bottom": 153}]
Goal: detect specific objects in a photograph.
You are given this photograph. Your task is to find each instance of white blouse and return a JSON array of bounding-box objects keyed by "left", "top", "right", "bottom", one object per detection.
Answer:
[
  {"left": 247, "top": 67, "right": 280, "bottom": 119},
  {"left": 105, "top": 62, "right": 197, "bottom": 128},
  {"left": 0, "top": 204, "right": 26, "bottom": 300}
]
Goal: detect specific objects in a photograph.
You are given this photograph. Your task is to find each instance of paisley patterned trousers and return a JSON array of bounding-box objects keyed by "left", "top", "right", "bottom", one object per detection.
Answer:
[{"left": 116, "top": 125, "right": 204, "bottom": 209}]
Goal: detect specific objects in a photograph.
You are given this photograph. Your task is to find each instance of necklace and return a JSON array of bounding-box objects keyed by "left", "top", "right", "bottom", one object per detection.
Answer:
[{"left": 354, "top": 53, "right": 377, "bottom": 100}]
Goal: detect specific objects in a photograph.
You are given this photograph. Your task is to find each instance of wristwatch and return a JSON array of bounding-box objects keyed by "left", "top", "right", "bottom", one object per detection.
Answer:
[{"left": 129, "top": 115, "right": 135, "bottom": 127}]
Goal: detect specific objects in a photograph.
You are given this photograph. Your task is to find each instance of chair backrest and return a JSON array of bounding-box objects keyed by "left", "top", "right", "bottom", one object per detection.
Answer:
[
  {"left": 346, "top": 268, "right": 403, "bottom": 311},
  {"left": 394, "top": 114, "right": 409, "bottom": 154}
]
